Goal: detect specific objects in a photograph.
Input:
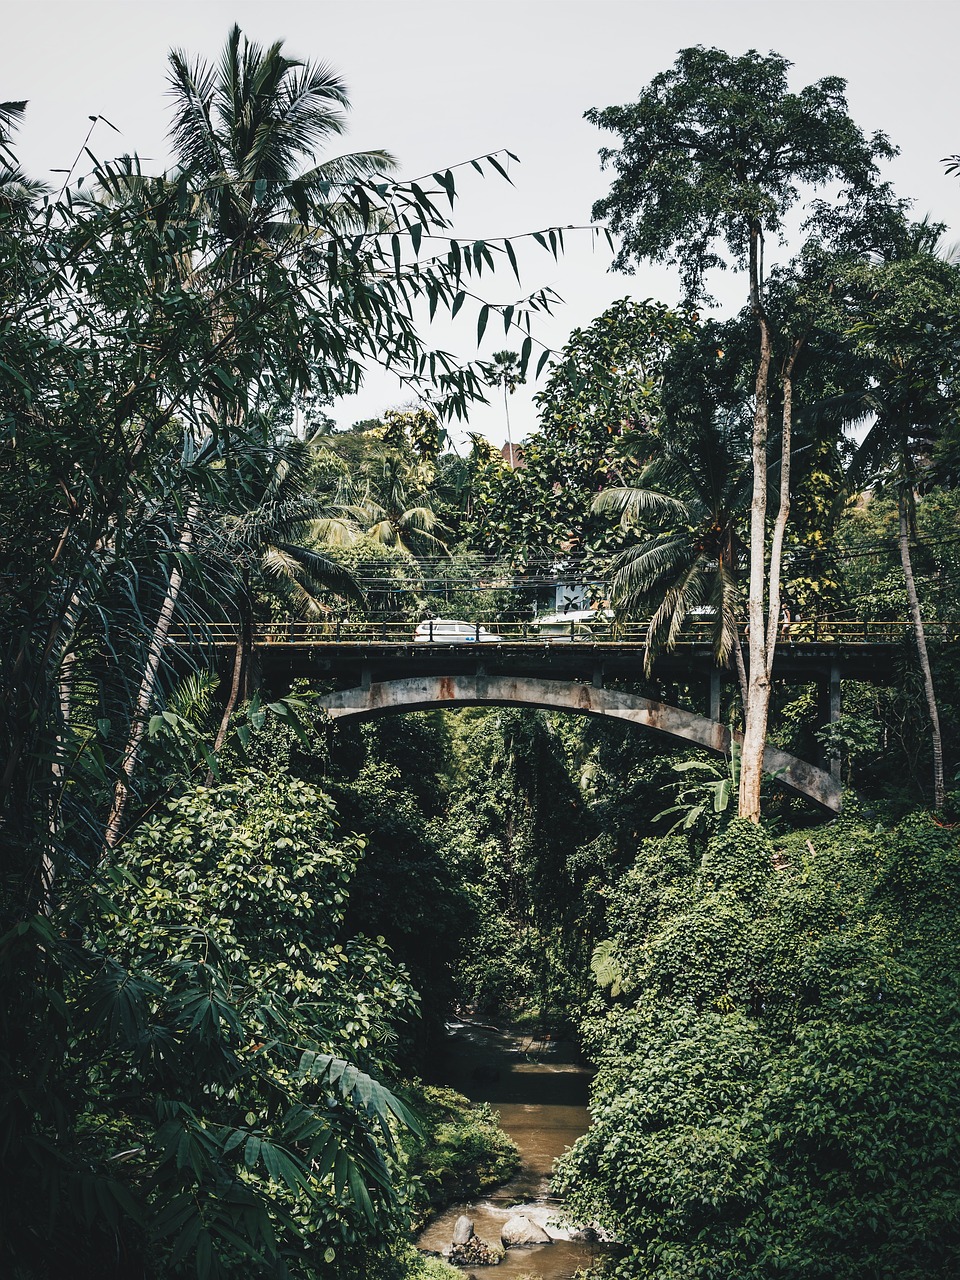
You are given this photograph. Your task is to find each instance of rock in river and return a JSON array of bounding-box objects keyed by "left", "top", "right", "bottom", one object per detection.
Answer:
[
  {"left": 501, "top": 1213, "right": 552, "bottom": 1247},
  {"left": 452, "top": 1216, "right": 474, "bottom": 1246},
  {"left": 448, "top": 1235, "right": 504, "bottom": 1267},
  {"left": 446, "top": 1216, "right": 504, "bottom": 1267}
]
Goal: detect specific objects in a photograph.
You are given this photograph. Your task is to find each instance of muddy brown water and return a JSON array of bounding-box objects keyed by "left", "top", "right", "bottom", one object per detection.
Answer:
[{"left": 417, "top": 1017, "right": 602, "bottom": 1280}]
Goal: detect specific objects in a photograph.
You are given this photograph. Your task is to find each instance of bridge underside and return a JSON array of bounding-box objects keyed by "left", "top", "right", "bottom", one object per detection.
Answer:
[{"left": 320, "top": 673, "right": 841, "bottom": 815}]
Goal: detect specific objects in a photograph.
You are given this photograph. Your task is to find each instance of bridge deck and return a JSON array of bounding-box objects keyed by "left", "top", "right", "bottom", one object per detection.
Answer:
[
  {"left": 222, "top": 637, "right": 904, "bottom": 687},
  {"left": 196, "top": 619, "right": 927, "bottom": 646}
]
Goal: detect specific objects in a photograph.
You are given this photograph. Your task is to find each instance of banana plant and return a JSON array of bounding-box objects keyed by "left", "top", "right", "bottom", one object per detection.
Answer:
[{"left": 655, "top": 740, "right": 741, "bottom": 835}]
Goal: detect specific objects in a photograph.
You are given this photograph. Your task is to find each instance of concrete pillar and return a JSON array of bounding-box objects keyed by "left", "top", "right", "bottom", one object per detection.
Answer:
[
  {"left": 709, "top": 670, "right": 721, "bottom": 723},
  {"left": 830, "top": 663, "right": 841, "bottom": 724},
  {"left": 816, "top": 665, "right": 842, "bottom": 780},
  {"left": 829, "top": 664, "right": 841, "bottom": 781}
]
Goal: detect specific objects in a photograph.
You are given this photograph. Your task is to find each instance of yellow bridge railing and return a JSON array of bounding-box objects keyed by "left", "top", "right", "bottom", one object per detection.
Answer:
[{"left": 174, "top": 618, "right": 955, "bottom": 647}]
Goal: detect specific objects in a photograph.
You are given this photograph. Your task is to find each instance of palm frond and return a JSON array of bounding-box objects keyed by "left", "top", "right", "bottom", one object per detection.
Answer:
[
  {"left": 167, "top": 48, "right": 226, "bottom": 181},
  {"left": 272, "top": 543, "right": 364, "bottom": 603},
  {"left": 608, "top": 535, "right": 692, "bottom": 610},
  {"left": 591, "top": 485, "right": 689, "bottom": 524},
  {"left": 396, "top": 505, "right": 441, "bottom": 533},
  {"left": 643, "top": 553, "right": 708, "bottom": 674},
  {"left": 707, "top": 563, "right": 742, "bottom": 667},
  {"left": 0, "top": 99, "right": 27, "bottom": 138},
  {"left": 308, "top": 516, "right": 362, "bottom": 547}
]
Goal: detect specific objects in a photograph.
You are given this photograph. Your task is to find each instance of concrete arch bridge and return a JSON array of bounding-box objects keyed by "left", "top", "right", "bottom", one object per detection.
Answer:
[
  {"left": 321, "top": 671, "right": 839, "bottom": 812},
  {"left": 206, "top": 620, "right": 923, "bottom": 818}
]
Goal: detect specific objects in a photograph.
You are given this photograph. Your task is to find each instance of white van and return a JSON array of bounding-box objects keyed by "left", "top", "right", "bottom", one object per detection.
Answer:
[
  {"left": 532, "top": 608, "right": 613, "bottom": 642},
  {"left": 414, "top": 619, "right": 504, "bottom": 644}
]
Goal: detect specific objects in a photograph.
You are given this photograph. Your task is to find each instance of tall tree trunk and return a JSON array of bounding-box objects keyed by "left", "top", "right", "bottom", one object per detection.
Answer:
[
  {"left": 732, "top": 634, "right": 749, "bottom": 721},
  {"left": 899, "top": 491, "right": 945, "bottom": 810},
  {"left": 40, "top": 649, "right": 77, "bottom": 914},
  {"left": 206, "top": 637, "right": 244, "bottom": 787},
  {"left": 503, "top": 385, "right": 514, "bottom": 466},
  {"left": 103, "top": 500, "right": 199, "bottom": 848},
  {"left": 206, "top": 580, "right": 252, "bottom": 785},
  {"left": 764, "top": 346, "right": 800, "bottom": 681},
  {"left": 38, "top": 574, "right": 89, "bottom": 913},
  {"left": 739, "top": 224, "right": 774, "bottom": 821}
]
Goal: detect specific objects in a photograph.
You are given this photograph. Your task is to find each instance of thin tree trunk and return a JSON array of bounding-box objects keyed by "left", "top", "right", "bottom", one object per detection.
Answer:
[
  {"left": 739, "top": 223, "right": 773, "bottom": 822},
  {"left": 899, "top": 492, "right": 945, "bottom": 810},
  {"left": 503, "top": 386, "right": 514, "bottom": 466},
  {"left": 40, "top": 649, "right": 77, "bottom": 914},
  {"left": 39, "top": 576, "right": 88, "bottom": 914},
  {"left": 104, "top": 500, "right": 200, "bottom": 848},
  {"left": 206, "top": 584, "right": 252, "bottom": 784},
  {"left": 764, "top": 344, "right": 800, "bottom": 680},
  {"left": 206, "top": 637, "right": 244, "bottom": 786}
]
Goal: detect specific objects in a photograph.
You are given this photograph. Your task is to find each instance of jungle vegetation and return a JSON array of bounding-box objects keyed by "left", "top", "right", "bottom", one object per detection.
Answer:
[{"left": 2, "top": 28, "right": 960, "bottom": 1280}]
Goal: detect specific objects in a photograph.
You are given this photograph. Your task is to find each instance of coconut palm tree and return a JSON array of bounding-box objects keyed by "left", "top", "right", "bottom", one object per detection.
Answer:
[
  {"left": 593, "top": 413, "right": 751, "bottom": 704},
  {"left": 482, "top": 350, "right": 525, "bottom": 464},
  {"left": 207, "top": 429, "right": 363, "bottom": 768},
  {"left": 105, "top": 26, "right": 395, "bottom": 845},
  {"left": 0, "top": 100, "right": 47, "bottom": 212},
  {"left": 320, "top": 449, "right": 449, "bottom": 556},
  {"left": 167, "top": 23, "right": 395, "bottom": 268}
]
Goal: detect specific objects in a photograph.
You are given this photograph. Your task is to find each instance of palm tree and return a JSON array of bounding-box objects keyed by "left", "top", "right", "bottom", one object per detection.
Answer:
[
  {"left": 483, "top": 350, "right": 525, "bottom": 465},
  {"left": 0, "top": 101, "right": 47, "bottom": 213},
  {"left": 105, "top": 26, "right": 395, "bottom": 846},
  {"left": 320, "top": 450, "right": 449, "bottom": 556},
  {"left": 592, "top": 414, "right": 751, "bottom": 707},
  {"left": 207, "top": 430, "right": 363, "bottom": 768},
  {"left": 167, "top": 24, "right": 395, "bottom": 266},
  {"left": 843, "top": 222, "right": 960, "bottom": 810}
]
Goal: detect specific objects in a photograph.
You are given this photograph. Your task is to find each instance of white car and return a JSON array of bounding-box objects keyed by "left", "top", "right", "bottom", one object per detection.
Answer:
[{"left": 414, "top": 619, "right": 504, "bottom": 643}]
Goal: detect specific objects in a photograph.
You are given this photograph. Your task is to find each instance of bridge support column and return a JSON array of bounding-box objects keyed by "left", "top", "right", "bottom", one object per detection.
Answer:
[
  {"left": 817, "top": 663, "right": 842, "bottom": 780},
  {"left": 709, "top": 670, "right": 721, "bottom": 723}
]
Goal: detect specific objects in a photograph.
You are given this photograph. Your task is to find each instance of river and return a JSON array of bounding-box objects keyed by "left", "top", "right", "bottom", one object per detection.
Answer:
[{"left": 417, "top": 1016, "right": 602, "bottom": 1280}]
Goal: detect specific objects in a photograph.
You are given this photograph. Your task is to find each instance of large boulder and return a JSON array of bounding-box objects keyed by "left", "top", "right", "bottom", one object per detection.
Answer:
[
  {"left": 568, "top": 1225, "right": 600, "bottom": 1242},
  {"left": 501, "top": 1213, "right": 552, "bottom": 1247},
  {"left": 452, "top": 1216, "right": 474, "bottom": 1246},
  {"left": 502, "top": 1203, "right": 612, "bottom": 1243},
  {"left": 503, "top": 1203, "right": 570, "bottom": 1241}
]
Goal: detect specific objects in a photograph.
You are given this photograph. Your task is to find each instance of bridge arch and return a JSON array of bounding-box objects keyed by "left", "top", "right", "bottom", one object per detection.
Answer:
[{"left": 320, "top": 673, "right": 841, "bottom": 814}]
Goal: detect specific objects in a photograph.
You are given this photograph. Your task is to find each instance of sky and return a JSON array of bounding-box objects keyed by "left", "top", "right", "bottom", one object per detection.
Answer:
[{"left": 3, "top": 0, "right": 959, "bottom": 448}]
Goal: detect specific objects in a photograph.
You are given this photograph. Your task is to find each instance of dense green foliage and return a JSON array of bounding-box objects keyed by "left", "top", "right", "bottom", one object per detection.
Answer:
[
  {"left": 831, "top": 489, "right": 960, "bottom": 808},
  {"left": 587, "top": 46, "right": 898, "bottom": 299},
  {"left": 2, "top": 772, "right": 423, "bottom": 1279},
  {"left": 468, "top": 298, "right": 691, "bottom": 566},
  {"left": 440, "top": 708, "right": 594, "bottom": 1018},
  {"left": 555, "top": 815, "right": 960, "bottom": 1278}
]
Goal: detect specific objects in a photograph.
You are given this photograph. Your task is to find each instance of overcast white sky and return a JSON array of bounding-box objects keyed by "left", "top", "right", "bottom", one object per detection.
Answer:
[{"left": 4, "top": 0, "right": 959, "bottom": 447}]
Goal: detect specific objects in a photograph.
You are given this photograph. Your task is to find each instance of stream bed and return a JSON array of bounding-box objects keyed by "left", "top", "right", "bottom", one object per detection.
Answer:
[{"left": 418, "top": 1017, "right": 602, "bottom": 1279}]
